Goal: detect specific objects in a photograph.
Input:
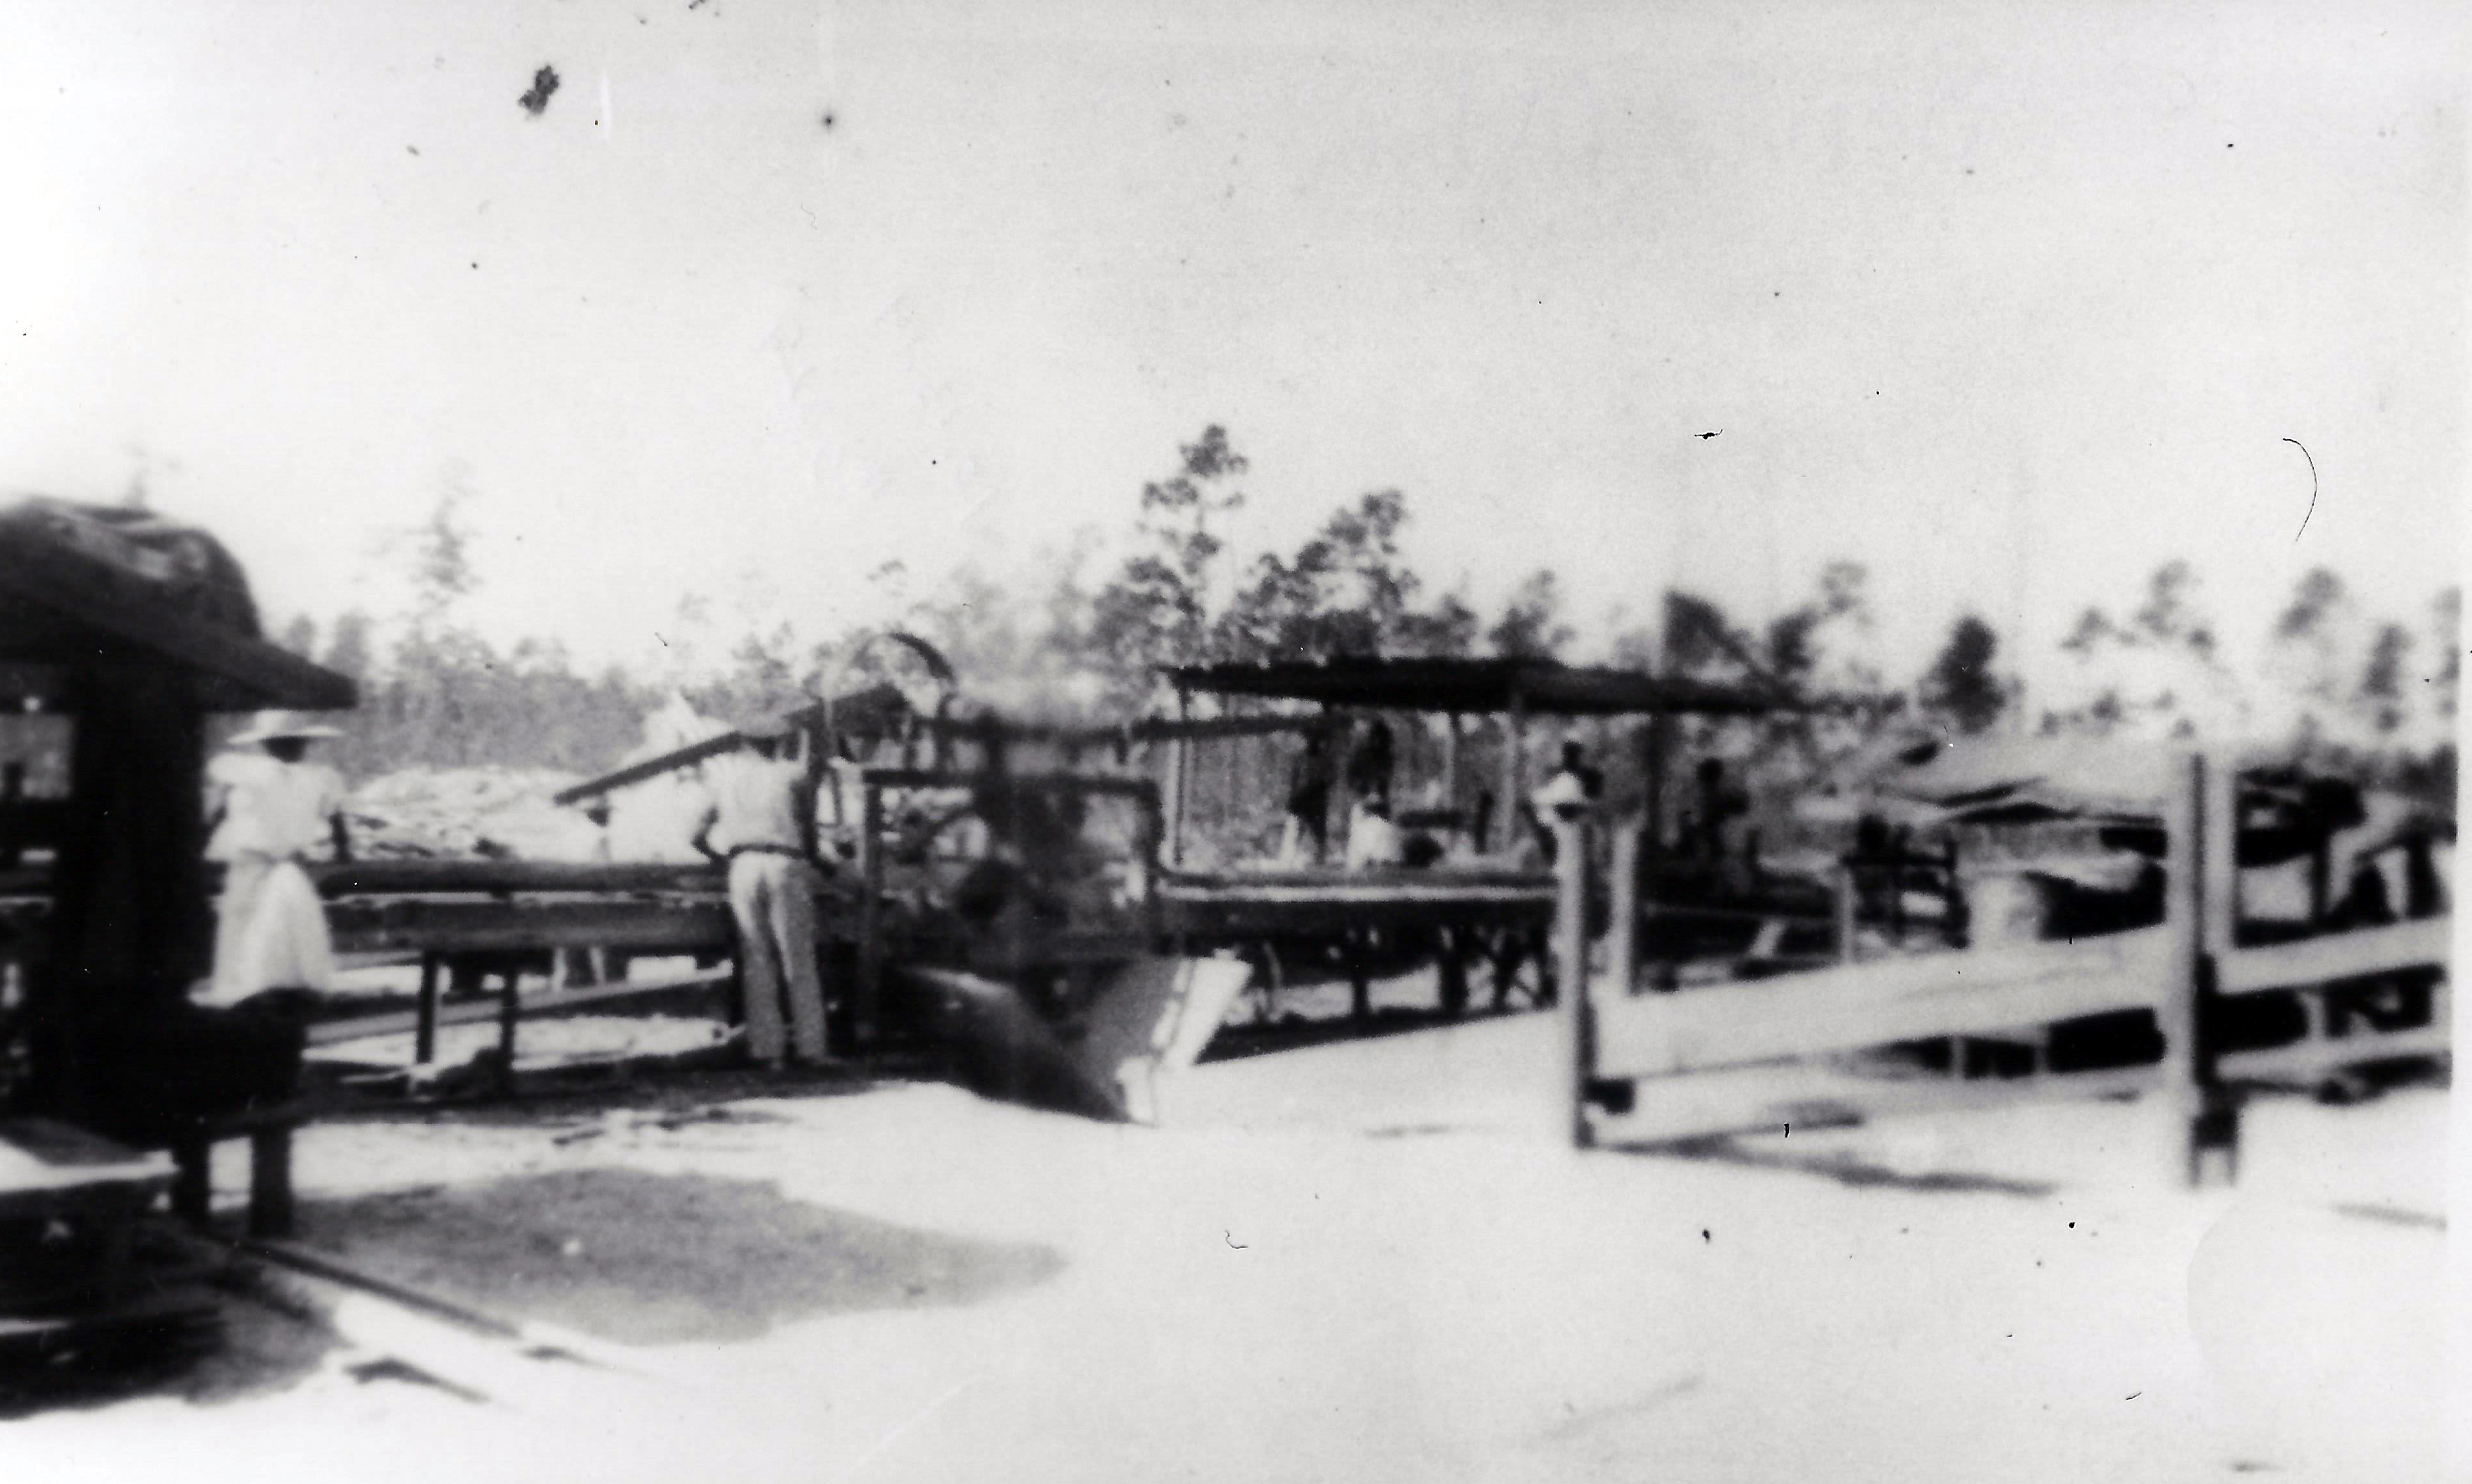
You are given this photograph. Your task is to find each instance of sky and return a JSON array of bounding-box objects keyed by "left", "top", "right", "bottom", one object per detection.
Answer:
[{"left": 0, "top": 0, "right": 2461, "bottom": 704}]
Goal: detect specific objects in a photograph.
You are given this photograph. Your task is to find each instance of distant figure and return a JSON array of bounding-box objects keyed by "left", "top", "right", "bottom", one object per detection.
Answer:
[
  {"left": 1345, "top": 798, "right": 1404, "bottom": 870},
  {"left": 1532, "top": 740, "right": 1601, "bottom": 818},
  {"left": 201, "top": 711, "right": 350, "bottom": 1008},
  {"left": 692, "top": 716, "right": 829, "bottom": 1069},
  {"left": 1470, "top": 787, "right": 1498, "bottom": 855},
  {"left": 1345, "top": 719, "right": 1396, "bottom": 817},
  {"left": 1341, "top": 719, "right": 1401, "bottom": 870},
  {"left": 1280, "top": 730, "right": 1335, "bottom": 865}
]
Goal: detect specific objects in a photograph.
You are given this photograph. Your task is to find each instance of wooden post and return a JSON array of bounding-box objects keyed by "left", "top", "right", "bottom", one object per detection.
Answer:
[
  {"left": 1642, "top": 714, "right": 1669, "bottom": 857},
  {"left": 855, "top": 784, "right": 884, "bottom": 1053},
  {"left": 1835, "top": 863, "right": 1858, "bottom": 964},
  {"left": 414, "top": 953, "right": 440, "bottom": 1064},
  {"left": 2201, "top": 756, "right": 2239, "bottom": 959},
  {"left": 247, "top": 1127, "right": 295, "bottom": 1239},
  {"left": 1167, "top": 687, "right": 1190, "bottom": 867},
  {"left": 2194, "top": 750, "right": 2241, "bottom": 1181},
  {"left": 171, "top": 1140, "right": 210, "bottom": 1226},
  {"left": 1443, "top": 712, "right": 1461, "bottom": 817},
  {"left": 1502, "top": 688, "right": 1527, "bottom": 840},
  {"left": 1942, "top": 836, "right": 1963, "bottom": 945},
  {"left": 1551, "top": 812, "right": 1592, "bottom": 1149},
  {"left": 495, "top": 971, "right": 521, "bottom": 1093},
  {"left": 1607, "top": 816, "right": 1642, "bottom": 999},
  {"left": 2158, "top": 750, "right": 2214, "bottom": 1187}
]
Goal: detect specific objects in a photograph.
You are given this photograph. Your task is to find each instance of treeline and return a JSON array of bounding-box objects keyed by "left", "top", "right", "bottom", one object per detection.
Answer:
[{"left": 271, "top": 425, "right": 2458, "bottom": 805}]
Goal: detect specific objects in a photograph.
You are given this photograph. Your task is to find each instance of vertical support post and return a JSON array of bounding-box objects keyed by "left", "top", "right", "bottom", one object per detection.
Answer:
[
  {"left": 1502, "top": 688, "right": 1527, "bottom": 844},
  {"left": 2158, "top": 750, "right": 2216, "bottom": 1187},
  {"left": 1835, "top": 864, "right": 1858, "bottom": 964},
  {"left": 248, "top": 1126, "right": 295, "bottom": 1240},
  {"left": 1642, "top": 714, "right": 1669, "bottom": 858},
  {"left": 2201, "top": 755, "right": 2239, "bottom": 960},
  {"left": 856, "top": 783, "right": 884, "bottom": 1053},
  {"left": 1167, "top": 688, "right": 1190, "bottom": 868},
  {"left": 1443, "top": 712, "right": 1461, "bottom": 817},
  {"left": 495, "top": 971, "right": 521, "bottom": 1095},
  {"left": 2195, "top": 750, "right": 2241, "bottom": 1179},
  {"left": 1551, "top": 812, "right": 1593, "bottom": 1149},
  {"left": 1607, "top": 816, "right": 1642, "bottom": 999},
  {"left": 171, "top": 1140, "right": 210, "bottom": 1227},
  {"left": 1943, "top": 836, "right": 1963, "bottom": 945},
  {"left": 414, "top": 953, "right": 440, "bottom": 1064}
]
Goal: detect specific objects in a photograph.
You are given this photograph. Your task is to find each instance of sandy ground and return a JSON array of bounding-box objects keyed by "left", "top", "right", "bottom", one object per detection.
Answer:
[{"left": 5, "top": 1020, "right": 2454, "bottom": 1484}]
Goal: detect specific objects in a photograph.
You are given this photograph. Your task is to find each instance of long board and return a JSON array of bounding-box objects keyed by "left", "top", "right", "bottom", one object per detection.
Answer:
[{"left": 1594, "top": 928, "right": 2171, "bottom": 1079}]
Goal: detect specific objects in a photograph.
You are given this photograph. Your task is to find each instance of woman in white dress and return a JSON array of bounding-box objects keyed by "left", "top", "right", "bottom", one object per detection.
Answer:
[{"left": 201, "top": 711, "right": 351, "bottom": 1007}]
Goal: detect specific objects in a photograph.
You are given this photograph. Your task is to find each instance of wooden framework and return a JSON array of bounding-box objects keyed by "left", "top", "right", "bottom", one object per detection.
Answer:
[{"left": 1561, "top": 752, "right": 2452, "bottom": 1182}]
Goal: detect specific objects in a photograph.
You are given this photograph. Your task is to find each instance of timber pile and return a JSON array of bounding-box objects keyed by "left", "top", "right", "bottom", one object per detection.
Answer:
[{"left": 346, "top": 767, "right": 597, "bottom": 861}]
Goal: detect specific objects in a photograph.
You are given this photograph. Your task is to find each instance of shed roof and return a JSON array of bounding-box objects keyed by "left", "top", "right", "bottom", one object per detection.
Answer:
[
  {"left": 1162, "top": 656, "right": 1790, "bottom": 717},
  {"left": 0, "top": 499, "right": 356, "bottom": 712}
]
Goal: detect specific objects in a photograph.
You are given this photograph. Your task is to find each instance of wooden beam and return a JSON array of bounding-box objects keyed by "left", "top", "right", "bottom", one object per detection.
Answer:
[
  {"left": 1592, "top": 927, "right": 2170, "bottom": 1077},
  {"left": 307, "top": 968, "right": 732, "bottom": 1049},
  {"left": 2216, "top": 916, "right": 2452, "bottom": 995},
  {"left": 325, "top": 897, "right": 736, "bottom": 955}
]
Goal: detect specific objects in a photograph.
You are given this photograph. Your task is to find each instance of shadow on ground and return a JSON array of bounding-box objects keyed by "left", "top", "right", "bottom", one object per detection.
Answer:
[
  {"left": 296, "top": 1166, "right": 1065, "bottom": 1345},
  {"left": 1624, "top": 1135, "right": 2059, "bottom": 1197},
  {"left": 0, "top": 1232, "right": 340, "bottom": 1419}
]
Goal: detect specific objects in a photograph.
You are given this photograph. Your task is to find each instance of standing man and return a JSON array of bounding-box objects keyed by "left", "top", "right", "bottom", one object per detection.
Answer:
[
  {"left": 1279, "top": 728, "right": 1335, "bottom": 865},
  {"left": 201, "top": 710, "right": 350, "bottom": 1009},
  {"left": 692, "top": 714, "right": 830, "bottom": 1070}
]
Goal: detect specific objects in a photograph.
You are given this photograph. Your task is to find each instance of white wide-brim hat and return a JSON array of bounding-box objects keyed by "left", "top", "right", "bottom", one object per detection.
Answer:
[{"left": 229, "top": 710, "right": 345, "bottom": 747}]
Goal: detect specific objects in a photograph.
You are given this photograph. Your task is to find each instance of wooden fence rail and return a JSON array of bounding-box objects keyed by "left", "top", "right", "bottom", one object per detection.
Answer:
[{"left": 1561, "top": 750, "right": 2451, "bottom": 1182}]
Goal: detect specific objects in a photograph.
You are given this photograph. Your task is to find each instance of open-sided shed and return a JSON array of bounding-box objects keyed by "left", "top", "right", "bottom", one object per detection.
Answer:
[{"left": 0, "top": 498, "right": 355, "bottom": 1131}]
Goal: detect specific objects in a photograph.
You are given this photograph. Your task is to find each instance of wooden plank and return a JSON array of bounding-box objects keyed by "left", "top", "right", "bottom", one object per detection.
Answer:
[
  {"left": 1159, "top": 893, "right": 1552, "bottom": 938},
  {"left": 325, "top": 897, "right": 736, "bottom": 954},
  {"left": 0, "top": 1119, "right": 173, "bottom": 1221},
  {"left": 2218, "top": 1024, "right": 2451, "bottom": 1082},
  {"left": 309, "top": 860, "right": 725, "bottom": 896},
  {"left": 2216, "top": 917, "right": 2451, "bottom": 995},
  {"left": 1163, "top": 865, "right": 1553, "bottom": 892},
  {"left": 1594, "top": 928, "right": 2170, "bottom": 1078},
  {"left": 306, "top": 967, "right": 734, "bottom": 1047}
]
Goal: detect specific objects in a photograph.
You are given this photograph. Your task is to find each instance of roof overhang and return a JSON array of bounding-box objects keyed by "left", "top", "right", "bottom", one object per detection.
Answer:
[
  {"left": 0, "top": 499, "right": 356, "bottom": 713},
  {"left": 1162, "top": 657, "right": 1793, "bottom": 717}
]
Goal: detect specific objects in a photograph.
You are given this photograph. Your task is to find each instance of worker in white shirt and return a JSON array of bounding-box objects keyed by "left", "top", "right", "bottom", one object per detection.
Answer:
[
  {"left": 691, "top": 714, "right": 830, "bottom": 1069},
  {"left": 201, "top": 710, "right": 351, "bottom": 1008}
]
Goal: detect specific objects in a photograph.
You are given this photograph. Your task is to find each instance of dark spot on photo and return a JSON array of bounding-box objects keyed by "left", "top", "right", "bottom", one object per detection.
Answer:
[{"left": 519, "top": 65, "right": 561, "bottom": 117}]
